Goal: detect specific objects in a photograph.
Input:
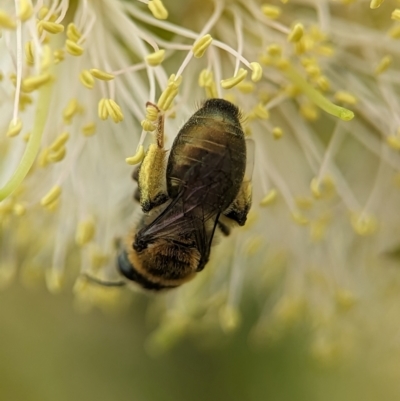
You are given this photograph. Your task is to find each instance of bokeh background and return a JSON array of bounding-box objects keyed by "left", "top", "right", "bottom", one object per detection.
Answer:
[{"left": 1, "top": 283, "right": 399, "bottom": 401}]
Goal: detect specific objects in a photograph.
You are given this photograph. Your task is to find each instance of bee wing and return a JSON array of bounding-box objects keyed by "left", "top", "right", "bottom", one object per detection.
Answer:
[{"left": 139, "top": 150, "right": 230, "bottom": 242}]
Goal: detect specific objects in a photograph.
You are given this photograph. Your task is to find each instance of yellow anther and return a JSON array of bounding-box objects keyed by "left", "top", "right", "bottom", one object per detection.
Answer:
[
  {"left": 260, "top": 189, "right": 278, "bottom": 206},
  {"left": 21, "top": 73, "right": 52, "bottom": 92},
  {"left": 350, "top": 213, "right": 377, "bottom": 236},
  {"left": 90, "top": 249, "right": 109, "bottom": 269},
  {"left": 66, "top": 39, "right": 84, "bottom": 56},
  {"left": 38, "top": 148, "right": 50, "bottom": 167},
  {"left": 7, "top": 119, "right": 23, "bottom": 137},
  {"left": 39, "top": 21, "right": 64, "bottom": 34},
  {"left": 168, "top": 74, "right": 182, "bottom": 87},
  {"left": 219, "top": 306, "right": 241, "bottom": 333},
  {"left": 300, "top": 102, "right": 319, "bottom": 121},
  {"left": 375, "top": 55, "right": 392, "bottom": 75},
  {"left": 193, "top": 34, "right": 213, "bottom": 58},
  {"left": 334, "top": 91, "right": 357, "bottom": 105},
  {"left": 316, "top": 76, "right": 330, "bottom": 91},
  {"left": 38, "top": 6, "right": 56, "bottom": 20},
  {"left": 388, "top": 25, "right": 400, "bottom": 39},
  {"left": 79, "top": 70, "right": 95, "bottom": 89},
  {"left": 221, "top": 68, "right": 248, "bottom": 89},
  {"left": 295, "top": 197, "right": 313, "bottom": 210},
  {"left": 126, "top": 145, "right": 145, "bottom": 165},
  {"left": 316, "top": 45, "right": 334, "bottom": 57},
  {"left": 66, "top": 23, "right": 81, "bottom": 42},
  {"left": 76, "top": 219, "right": 96, "bottom": 246},
  {"left": 273, "top": 297, "right": 306, "bottom": 325},
  {"left": 148, "top": 0, "right": 168, "bottom": 20},
  {"left": 40, "top": 45, "right": 52, "bottom": 71},
  {"left": 305, "top": 64, "right": 321, "bottom": 78},
  {"left": 310, "top": 219, "right": 328, "bottom": 242},
  {"left": 82, "top": 122, "right": 96, "bottom": 136},
  {"left": 46, "top": 270, "right": 65, "bottom": 294},
  {"left": 272, "top": 126, "right": 283, "bottom": 139},
  {"left": 19, "top": 0, "right": 33, "bottom": 21},
  {"left": 105, "top": 99, "right": 124, "bottom": 123},
  {"left": 291, "top": 211, "right": 309, "bottom": 225},
  {"left": 237, "top": 81, "right": 254, "bottom": 93},
  {"left": 288, "top": 23, "right": 304, "bottom": 42},
  {"left": 261, "top": 5, "right": 281, "bottom": 19},
  {"left": 63, "top": 99, "right": 79, "bottom": 122},
  {"left": 98, "top": 99, "right": 108, "bottom": 120},
  {"left": 53, "top": 49, "right": 65, "bottom": 64},
  {"left": 157, "top": 86, "right": 178, "bottom": 111},
  {"left": 44, "top": 198, "right": 60, "bottom": 212},
  {"left": 40, "top": 185, "right": 61, "bottom": 207},
  {"left": 250, "top": 62, "right": 262, "bottom": 82},
  {"left": 335, "top": 289, "right": 357, "bottom": 311},
  {"left": 47, "top": 146, "right": 66, "bottom": 163},
  {"left": 145, "top": 49, "right": 165, "bottom": 66},
  {"left": 90, "top": 68, "right": 115, "bottom": 81},
  {"left": 199, "top": 69, "right": 213, "bottom": 87},
  {"left": 386, "top": 135, "right": 400, "bottom": 150},
  {"left": 141, "top": 119, "right": 156, "bottom": 132},
  {"left": 252, "top": 103, "right": 270, "bottom": 119},
  {"left": 50, "top": 132, "right": 69, "bottom": 152},
  {"left": 13, "top": 203, "right": 26, "bottom": 216},
  {"left": 23, "top": 132, "right": 31, "bottom": 142},
  {"left": 0, "top": 10, "right": 16, "bottom": 29},
  {"left": 391, "top": 9, "right": 400, "bottom": 21},
  {"left": 266, "top": 44, "right": 282, "bottom": 57}
]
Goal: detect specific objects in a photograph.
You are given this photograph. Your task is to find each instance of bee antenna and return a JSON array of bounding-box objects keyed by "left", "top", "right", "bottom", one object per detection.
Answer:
[{"left": 81, "top": 273, "right": 127, "bottom": 287}]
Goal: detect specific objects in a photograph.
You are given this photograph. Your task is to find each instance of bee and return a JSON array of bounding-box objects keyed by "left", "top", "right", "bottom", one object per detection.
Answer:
[{"left": 118, "top": 98, "right": 253, "bottom": 290}]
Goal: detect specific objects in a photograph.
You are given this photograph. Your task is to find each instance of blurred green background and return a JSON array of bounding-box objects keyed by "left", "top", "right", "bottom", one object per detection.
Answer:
[{"left": 1, "top": 283, "right": 399, "bottom": 401}]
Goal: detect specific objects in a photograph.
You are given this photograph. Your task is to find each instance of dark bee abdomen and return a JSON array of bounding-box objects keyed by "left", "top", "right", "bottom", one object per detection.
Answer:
[{"left": 167, "top": 99, "right": 246, "bottom": 211}]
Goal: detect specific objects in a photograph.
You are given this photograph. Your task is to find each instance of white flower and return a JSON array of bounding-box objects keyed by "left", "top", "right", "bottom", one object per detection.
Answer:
[{"left": 1, "top": 0, "right": 400, "bottom": 362}]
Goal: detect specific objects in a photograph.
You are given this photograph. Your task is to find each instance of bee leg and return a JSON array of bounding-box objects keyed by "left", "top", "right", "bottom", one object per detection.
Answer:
[
  {"left": 138, "top": 104, "right": 169, "bottom": 213},
  {"left": 223, "top": 180, "right": 252, "bottom": 226},
  {"left": 217, "top": 219, "right": 231, "bottom": 236}
]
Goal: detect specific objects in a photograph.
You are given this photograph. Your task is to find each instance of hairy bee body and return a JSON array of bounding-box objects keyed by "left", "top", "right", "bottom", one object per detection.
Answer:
[{"left": 119, "top": 99, "right": 252, "bottom": 291}]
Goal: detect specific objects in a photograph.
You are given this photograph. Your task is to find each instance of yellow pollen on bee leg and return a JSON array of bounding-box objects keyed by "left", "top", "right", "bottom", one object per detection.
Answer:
[
  {"left": 193, "top": 34, "right": 213, "bottom": 58},
  {"left": 145, "top": 49, "right": 165, "bottom": 66},
  {"left": 126, "top": 145, "right": 145, "bottom": 165},
  {"left": 79, "top": 70, "right": 95, "bottom": 89},
  {"left": 7, "top": 119, "right": 23, "bottom": 137},
  {"left": 148, "top": 0, "right": 168, "bottom": 20},
  {"left": 76, "top": 219, "right": 96, "bottom": 246},
  {"left": 221, "top": 68, "right": 248, "bottom": 89},
  {"left": 40, "top": 185, "right": 61, "bottom": 207},
  {"left": 90, "top": 69, "right": 115, "bottom": 81}
]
